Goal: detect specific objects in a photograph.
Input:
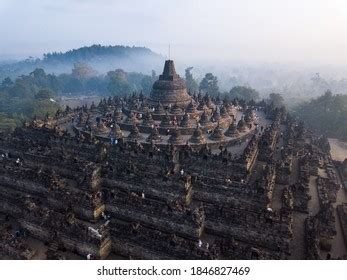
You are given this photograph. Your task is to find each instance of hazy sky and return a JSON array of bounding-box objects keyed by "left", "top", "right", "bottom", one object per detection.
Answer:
[{"left": 1, "top": 0, "right": 347, "bottom": 66}]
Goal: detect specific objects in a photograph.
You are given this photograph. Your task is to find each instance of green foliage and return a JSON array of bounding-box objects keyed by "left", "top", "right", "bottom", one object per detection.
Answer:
[
  {"left": 199, "top": 73, "right": 219, "bottom": 95},
  {"left": 105, "top": 69, "right": 156, "bottom": 96},
  {"left": 61, "top": 75, "right": 84, "bottom": 93},
  {"left": 35, "top": 88, "right": 54, "bottom": 99},
  {"left": 107, "top": 69, "right": 127, "bottom": 81},
  {"left": 268, "top": 93, "right": 285, "bottom": 108},
  {"left": 107, "top": 69, "right": 130, "bottom": 96},
  {"left": 294, "top": 91, "right": 347, "bottom": 140},
  {"left": 107, "top": 76, "right": 134, "bottom": 96},
  {"left": 43, "top": 45, "right": 156, "bottom": 62},
  {"left": 29, "top": 99, "right": 60, "bottom": 118},
  {"left": 228, "top": 86, "right": 260, "bottom": 102},
  {"left": 185, "top": 67, "right": 198, "bottom": 93},
  {"left": 0, "top": 77, "right": 14, "bottom": 90},
  {"left": 0, "top": 53, "right": 157, "bottom": 132},
  {"left": 8, "top": 81, "right": 32, "bottom": 98},
  {"left": 50, "top": 65, "right": 154, "bottom": 96},
  {"left": 85, "top": 77, "right": 107, "bottom": 93},
  {"left": 0, "top": 68, "right": 60, "bottom": 131},
  {"left": 0, "top": 112, "right": 18, "bottom": 133},
  {"left": 71, "top": 62, "right": 97, "bottom": 80},
  {"left": 140, "top": 75, "right": 155, "bottom": 94},
  {"left": 0, "top": 45, "right": 163, "bottom": 82},
  {"left": 0, "top": 45, "right": 159, "bottom": 132}
]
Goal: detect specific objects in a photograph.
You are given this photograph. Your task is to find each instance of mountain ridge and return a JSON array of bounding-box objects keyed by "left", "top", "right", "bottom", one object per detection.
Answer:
[{"left": 0, "top": 44, "right": 164, "bottom": 81}]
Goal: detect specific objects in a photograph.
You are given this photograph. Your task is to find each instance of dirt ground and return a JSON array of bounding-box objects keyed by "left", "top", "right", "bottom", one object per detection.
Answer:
[
  {"left": 328, "top": 138, "right": 347, "bottom": 162},
  {"left": 58, "top": 96, "right": 102, "bottom": 109}
]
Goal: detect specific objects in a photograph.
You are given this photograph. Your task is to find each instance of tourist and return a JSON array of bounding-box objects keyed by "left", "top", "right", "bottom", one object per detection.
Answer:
[{"left": 101, "top": 212, "right": 107, "bottom": 220}]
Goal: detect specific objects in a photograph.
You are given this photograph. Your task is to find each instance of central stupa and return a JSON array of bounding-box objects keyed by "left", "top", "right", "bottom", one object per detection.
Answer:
[{"left": 149, "top": 60, "right": 192, "bottom": 108}]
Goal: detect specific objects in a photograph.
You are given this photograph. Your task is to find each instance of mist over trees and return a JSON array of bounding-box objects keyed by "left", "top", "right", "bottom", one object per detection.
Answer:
[
  {"left": 185, "top": 67, "right": 198, "bottom": 93},
  {"left": 0, "top": 44, "right": 346, "bottom": 141},
  {"left": 140, "top": 71, "right": 156, "bottom": 94},
  {"left": 0, "top": 62, "right": 157, "bottom": 131},
  {"left": 0, "top": 69, "right": 60, "bottom": 126},
  {"left": 0, "top": 45, "right": 164, "bottom": 82},
  {"left": 228, "top": 86, "right": 260, "bottom": 102},
  {"left": 267, "top": 93, "right": 285, "bottom": 108},
  {"left": 0, "top": 112, "right": 17, "bottom": 133},
  {"left": 43, "top": 45, "right": 158, "bottom": 63},
  {"left": 107, "top": 69, "right": 134, "bottom": 96},
  {"left": 294, "top": 91, "right": 347, "bottom": 140},
  {"left": 2, "top": 44, "right": 347, "bottom": 106},
  {"left": 199, "top": 73, "right": 219, "bottom": 95}
]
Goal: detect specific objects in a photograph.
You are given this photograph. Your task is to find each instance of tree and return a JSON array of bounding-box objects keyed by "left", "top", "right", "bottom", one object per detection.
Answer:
[
  {"left": 0, "top": 112, "right": 17, "bottom": 133},
  {"left": 151, "top": 70, "right": 157, "bottom": 81},
  {"left": 47, "top": 74, "right": 62, "bottom": 93},
  {"left": 199, "top": 73, "right": 219, "bottom": 95},
  {"left": 228, "top": 86, "right": 259, "bottom": 102},
  {"left": 141, "top": 76, "right": 154, "bottom": 94},
  {"left": 107, "top": 69, "right": 133, "bottom": 96},
  {"left": 268, "top": 93, "right": 285, "bottom": 108},
  {"left": 107, "top": 69, "right": 127, "bottom": 81},
  {"left": 294, "top": 91, "right": 347, "bottom": 140},
  {"left": 8, "top": 81, "right": 32, "bottom": 98},
  {"left": 63, "top": 76, "right": 84, "bottom": 93},
  {"left": 185, "top": 67, "right": 198, "bottom": 93},
  {"left": 1, "top": 77, "right": 14, "bottom": 90},
  {"left": 85, "top": 77, "right": 107, "bottom": 94},
  {"left": 35, "top": 89, "right": 54, "bottom": 99},
  {"left": 127, "top": 72, "right": 152, "bottom": 93},
  {"left": 30, "top": 68, "right": 46, "bottom": 79},
  {"left": 29, "top": 68, "right": 51, "bottom": 89},
  {"left": 29, "top": 99, "right": 60, "bottom": 119},
  {"left": 72, "top": 62, "right": 97, "bottom": 80}
]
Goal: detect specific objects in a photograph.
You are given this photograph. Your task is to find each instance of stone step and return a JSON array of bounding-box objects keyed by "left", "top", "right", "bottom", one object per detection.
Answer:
[{"left": 49, "top": 242, "right": 59, "bottom": 252}]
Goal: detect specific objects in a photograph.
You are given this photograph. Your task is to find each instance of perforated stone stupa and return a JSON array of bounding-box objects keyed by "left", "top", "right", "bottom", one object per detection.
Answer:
[{"left": 149, "top": 60, "right": 192, "bottom": 107}]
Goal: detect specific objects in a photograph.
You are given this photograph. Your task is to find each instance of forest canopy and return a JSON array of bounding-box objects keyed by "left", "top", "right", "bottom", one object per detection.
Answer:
[
  {"left": 294, "top": 91, "right": 347, "bottom": 140},
  {"left": 0, "top": 64, "right": 157, "bottom": 132},
  {"left": 0, "top": 44, "right": 163, "bottom": 82},
  {"left": 0, "top": 44, "right": 346, "bottom": 141}
]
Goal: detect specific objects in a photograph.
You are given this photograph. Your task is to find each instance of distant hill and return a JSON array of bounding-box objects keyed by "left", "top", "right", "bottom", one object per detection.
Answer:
[{"left": 0, "top": 45, "right": 164, "bottom": 81}]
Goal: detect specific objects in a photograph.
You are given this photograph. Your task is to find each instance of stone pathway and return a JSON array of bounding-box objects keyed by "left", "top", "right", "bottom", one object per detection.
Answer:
[
  {"left": 308, "top": 176, "right": 320, "bottom": 216},
  {"left": 289, "top": 156, "right": 307, "bottom": 259},
  {"left": 330, "top": 166, "right": 347, "bottom": 258},
  {"left": 290, "top": 212, "right": 307, "bottom": 259}
]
